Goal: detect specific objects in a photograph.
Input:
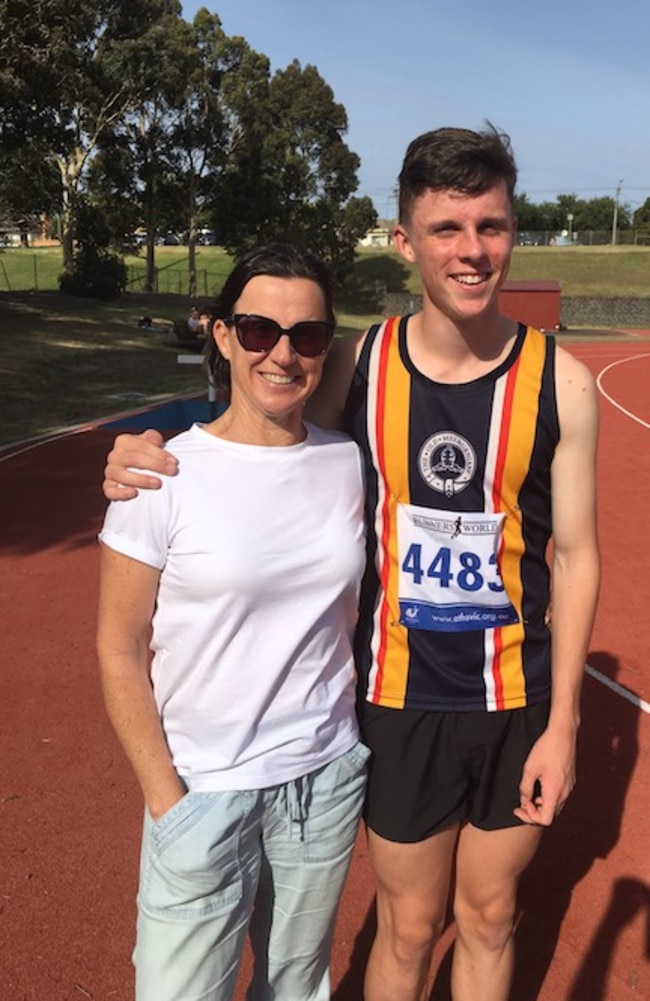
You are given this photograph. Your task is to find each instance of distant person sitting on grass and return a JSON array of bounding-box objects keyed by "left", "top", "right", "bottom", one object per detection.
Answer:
[{"left": 187, "top": 306, "right": 211, "bottom": 341}]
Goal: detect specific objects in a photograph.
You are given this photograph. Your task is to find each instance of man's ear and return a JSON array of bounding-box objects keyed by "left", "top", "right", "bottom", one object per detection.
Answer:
[{"left": 392, "top": 223, "right": 417, "bottom": 264}]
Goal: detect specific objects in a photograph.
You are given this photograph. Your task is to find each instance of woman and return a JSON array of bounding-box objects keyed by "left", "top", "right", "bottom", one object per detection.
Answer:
[{"left": 97, "top": 243, "right": 369, "bottom": 1001}]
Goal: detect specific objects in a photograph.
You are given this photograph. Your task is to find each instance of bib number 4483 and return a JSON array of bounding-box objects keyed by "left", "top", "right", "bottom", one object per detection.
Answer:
[{"left": 401, "top": 543, "right": 505, "bottom": 594}]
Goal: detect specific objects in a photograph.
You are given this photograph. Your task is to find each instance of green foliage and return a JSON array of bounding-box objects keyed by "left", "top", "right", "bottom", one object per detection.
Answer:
[
  {"left": 633, "top": 198, "right": 650, "bottom": 243},
  {"left": 57, "top": 201, "right": 127, "bottom": 297},
  {"left": 0, "top": 0, "right": 184, "bottom": 270},
  {"left": 59, "top": 245, "right": 127, "bottom": 298},
  {"left": 0, "top": 146, "right": 60, "bottom": 227},
  {"left": 2, "top": 0, "right": 647, "bottom": 281},
  {"left": 213, "top": 59, "right": 371, "bottom": 279},
  {"left": 515, "top": 190, "right": 632, "bottom": 233}
]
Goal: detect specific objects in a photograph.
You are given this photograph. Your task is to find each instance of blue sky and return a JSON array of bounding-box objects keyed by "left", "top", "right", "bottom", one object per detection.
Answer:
[{"left": 182, "top": 0, "right": 649, "bottom": 219}]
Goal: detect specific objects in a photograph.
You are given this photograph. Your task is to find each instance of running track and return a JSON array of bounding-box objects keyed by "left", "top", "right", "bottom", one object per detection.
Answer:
[{"left": 0, "top": 337, "right": 648, "bottom": 1000}]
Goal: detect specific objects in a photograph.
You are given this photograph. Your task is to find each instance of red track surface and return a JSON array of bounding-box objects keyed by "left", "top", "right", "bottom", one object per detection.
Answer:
[{"left": 1, "top": 339, "right": 648, "bottom": 1001}]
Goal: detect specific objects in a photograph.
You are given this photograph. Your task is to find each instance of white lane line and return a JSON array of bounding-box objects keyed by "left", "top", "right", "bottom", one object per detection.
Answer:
[
  {"left": 0, "top": 425, "right": 93, "bottom": 464},
  {"left": 589, "top": 350, "right": 650, "bottom": 714},
  {"left": 586, "top": 663, "right": 650, "bottom": 714},
  {"left": 595, "top": 353, "right": 650, "bottom": 430}
]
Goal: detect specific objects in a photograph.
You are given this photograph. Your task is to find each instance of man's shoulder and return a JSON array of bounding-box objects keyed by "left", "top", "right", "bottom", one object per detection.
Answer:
[
  {"left": 553, "top": 343, "right": 597, "bottom": 406},
  {"left": 325, "top": 317, "right": 401, "bottom": 379},
  {"left": 329, "top": 328, "right": 368, "bottom": 366},
  {"left": 306, "top": 329, "right": 366, "bottom": 429},
  {"left": 553, "top": 345, "right": 598, "bottom": 436}
]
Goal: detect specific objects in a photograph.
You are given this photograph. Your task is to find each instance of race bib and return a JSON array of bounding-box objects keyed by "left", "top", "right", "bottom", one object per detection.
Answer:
[{"left": 397, "top": 503, "right": 519, "bottom": 632}]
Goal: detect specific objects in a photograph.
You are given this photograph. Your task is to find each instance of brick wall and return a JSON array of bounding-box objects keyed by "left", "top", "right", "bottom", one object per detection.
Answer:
[{"left": 561, "top": 297, "right": 650, "bottom": 328}]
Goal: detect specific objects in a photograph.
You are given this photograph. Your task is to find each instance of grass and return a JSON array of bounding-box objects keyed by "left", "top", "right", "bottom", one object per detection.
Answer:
[
  {"left": 0, "top": 291, "right": 212, "bottom": 447},
  {"left": 1, "top": 245, "right": 648, "bottom": 448},
  {"left": 3, "top": 243, "right": 650, "bottom": 299},
  {"left": 0, "top": 287, "right": 383, "bottom": 448},
  {"left": 350, "top": 245, "right": 650, "bottom": 299},
  {"left": 0, "top": 246, "right": 235, "bottom": 297},
  {"left": 507, "top": 246, "right": 650, "bottom": 296}
]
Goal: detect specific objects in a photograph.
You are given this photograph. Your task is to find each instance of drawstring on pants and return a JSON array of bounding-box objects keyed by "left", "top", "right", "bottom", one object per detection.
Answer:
[{"left": 275, "top": 773, "right": 313, "bottom": 839}]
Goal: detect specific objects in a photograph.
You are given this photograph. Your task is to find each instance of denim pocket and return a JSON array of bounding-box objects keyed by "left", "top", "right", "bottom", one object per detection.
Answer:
[{"left": 140, "top": 791, "right": 246, "bottom": 920}]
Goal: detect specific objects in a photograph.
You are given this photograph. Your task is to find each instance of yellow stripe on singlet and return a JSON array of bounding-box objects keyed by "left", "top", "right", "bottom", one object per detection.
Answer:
[
  {"left": 492, "top": 328, "right": 547, "bottom": 707},
  {"left": 371, "top": 319, "right": 413, "bottom": 707}
]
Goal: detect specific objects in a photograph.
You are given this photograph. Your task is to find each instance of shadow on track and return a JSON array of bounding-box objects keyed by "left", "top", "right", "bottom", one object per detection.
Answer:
[{"left": 332, "top": 651, "right": 639, "bottom": 1001}]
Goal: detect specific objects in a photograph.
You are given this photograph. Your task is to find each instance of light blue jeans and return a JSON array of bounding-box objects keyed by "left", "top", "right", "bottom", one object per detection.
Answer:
[{"left": 134, "top": 742, "right": 370, "bottom": 1001}]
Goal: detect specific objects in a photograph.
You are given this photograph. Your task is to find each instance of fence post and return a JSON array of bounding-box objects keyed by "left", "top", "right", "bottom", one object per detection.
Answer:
[{"left": 0, "top": 259, "right": 11, "bottom": 291}]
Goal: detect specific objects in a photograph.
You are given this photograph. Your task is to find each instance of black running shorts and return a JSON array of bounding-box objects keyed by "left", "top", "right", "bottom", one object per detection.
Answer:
[{"left": 359, "top": 701, "right": 550, "bottom": 843}]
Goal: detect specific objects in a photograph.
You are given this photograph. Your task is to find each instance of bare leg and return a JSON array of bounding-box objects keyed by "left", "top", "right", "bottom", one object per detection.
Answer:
[
  {"left": 364, "top": 825, "right": 458, "bottom": 1001},
  {"left": 451, "top": 823, "right": 543, "bottom": 1001}
]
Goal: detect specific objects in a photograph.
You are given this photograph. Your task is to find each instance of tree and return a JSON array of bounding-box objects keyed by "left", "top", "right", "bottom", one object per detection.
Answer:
[
  {"left": 1, "top": 7, "right": 374, "bottom": 281},
  {"left": 513, "top": 193, "right": 536, "bottom": 230},
  {"left": 97, "top": 6, "right": 200, "bottom": 291},
  {"left": 573, "top": 196, "right": 631, "bottom": 232},
  {"left": 214, "top": 59, "right": 374, "bottom": 279},
  {"left": 165, "top": 9, "right": 230, "bottom": 298},
  {"left": 0, "top": 145, "right": 60, "bottom": 236},
  {"left": 513, "top": 191, "right": 634, "bottom": 240},
  {"left": 99, "top": 10, "right": 267, "bottom": 295},
  {"left": 58, "top": 198, "right": 127, "bottom": 298},
  {"left": 633, "top": 198, "right": 650, "bottom": 242},
  {"left": 0, "top": 0, "right": 181, "bottom": 272}
]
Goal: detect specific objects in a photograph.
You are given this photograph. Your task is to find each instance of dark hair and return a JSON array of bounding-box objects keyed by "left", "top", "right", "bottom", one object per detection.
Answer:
[
  {"left": 398, "top": 123, "right": 517, "bottom": 223},
  {"left": 206, "top": 242, "right": 336, "bottom": 393}
]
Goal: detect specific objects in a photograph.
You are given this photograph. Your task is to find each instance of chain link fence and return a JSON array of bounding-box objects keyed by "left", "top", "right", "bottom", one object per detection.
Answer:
[
  {"left": 125, "top": 266, "right": 223, "bottom": 297},
  {"left": 518, "top": 230, "right": 649, "bottom": 247},
  {"left": 0, "top": 254, "right": 227, "bottom": 295}
]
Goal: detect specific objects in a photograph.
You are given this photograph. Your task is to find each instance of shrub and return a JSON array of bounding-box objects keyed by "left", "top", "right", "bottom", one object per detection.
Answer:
[{"left": 59, "top": 246, "right": 127, "bottom": 299}]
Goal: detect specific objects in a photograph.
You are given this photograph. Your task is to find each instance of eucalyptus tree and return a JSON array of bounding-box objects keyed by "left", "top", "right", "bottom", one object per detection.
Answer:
[
  {"left": 101, "top": 9, "right": 267, "bottom": 295},
  {"left": 164, "top": 10, "right": 233, "bottom": 298},
  {"left": 102, "top": 7, "right": 198, "bottom": 291},
  {"left": 0, "top": 0, "right": 180, "bottom": 272},
  {"left": 214, "top": 58, "right": 376, "bottom": 279}
]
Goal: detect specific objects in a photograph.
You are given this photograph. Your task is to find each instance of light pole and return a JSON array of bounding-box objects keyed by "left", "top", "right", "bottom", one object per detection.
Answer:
[
  {"left": 567, "top": 213, "right": 574, "bottom": 243},
  {"left": 611, "top": 180, "right": 623, "bottom": 246}
]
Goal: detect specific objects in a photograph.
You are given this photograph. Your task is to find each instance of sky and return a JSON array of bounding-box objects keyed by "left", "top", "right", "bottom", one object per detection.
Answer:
[{"left": 182, "top": 0, "right": 650, "bottom": 220}]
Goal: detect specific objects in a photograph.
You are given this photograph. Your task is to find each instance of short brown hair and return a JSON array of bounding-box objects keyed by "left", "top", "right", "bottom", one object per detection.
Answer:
[
  {"left": 207, "top": 242, "right": 335, "bottom": 395},
  {"left": 398, "top": 123, "right": 517, "bottom": 223}
]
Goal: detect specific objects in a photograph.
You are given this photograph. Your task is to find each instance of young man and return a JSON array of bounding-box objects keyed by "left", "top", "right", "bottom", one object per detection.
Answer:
[{"left": 103, "top": 125, "right": 600, "bottom": 1001}]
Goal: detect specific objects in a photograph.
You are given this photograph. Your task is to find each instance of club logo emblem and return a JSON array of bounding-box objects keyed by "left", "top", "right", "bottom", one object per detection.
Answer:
[{"left": 418, "top": 432, "right": 477, "bottom": 496}]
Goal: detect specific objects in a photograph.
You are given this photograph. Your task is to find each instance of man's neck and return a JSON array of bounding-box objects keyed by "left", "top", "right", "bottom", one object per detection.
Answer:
[{"left": 406, "top": 306, "right": 518, "bottom": 384}]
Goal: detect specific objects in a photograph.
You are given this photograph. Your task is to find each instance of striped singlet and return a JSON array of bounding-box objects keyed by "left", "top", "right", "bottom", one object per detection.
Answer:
[{"left": 344, "top": 317, "right": 560, "bottom": 713}]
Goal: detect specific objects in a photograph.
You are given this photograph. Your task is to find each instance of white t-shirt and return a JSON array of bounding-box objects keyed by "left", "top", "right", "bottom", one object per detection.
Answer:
[{"left": 99, "top": 422, "right": 366, "bottom": 791}]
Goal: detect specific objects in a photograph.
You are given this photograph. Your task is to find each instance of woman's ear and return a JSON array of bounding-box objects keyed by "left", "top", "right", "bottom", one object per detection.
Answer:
[{"left": 212, "top": 319, "right": 232, "bottom": 360}]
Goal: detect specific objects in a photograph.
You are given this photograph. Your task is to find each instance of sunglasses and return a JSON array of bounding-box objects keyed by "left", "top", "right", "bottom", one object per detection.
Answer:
[{"left": 224, "top": 314, "right": 334, "bottom": 358}]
